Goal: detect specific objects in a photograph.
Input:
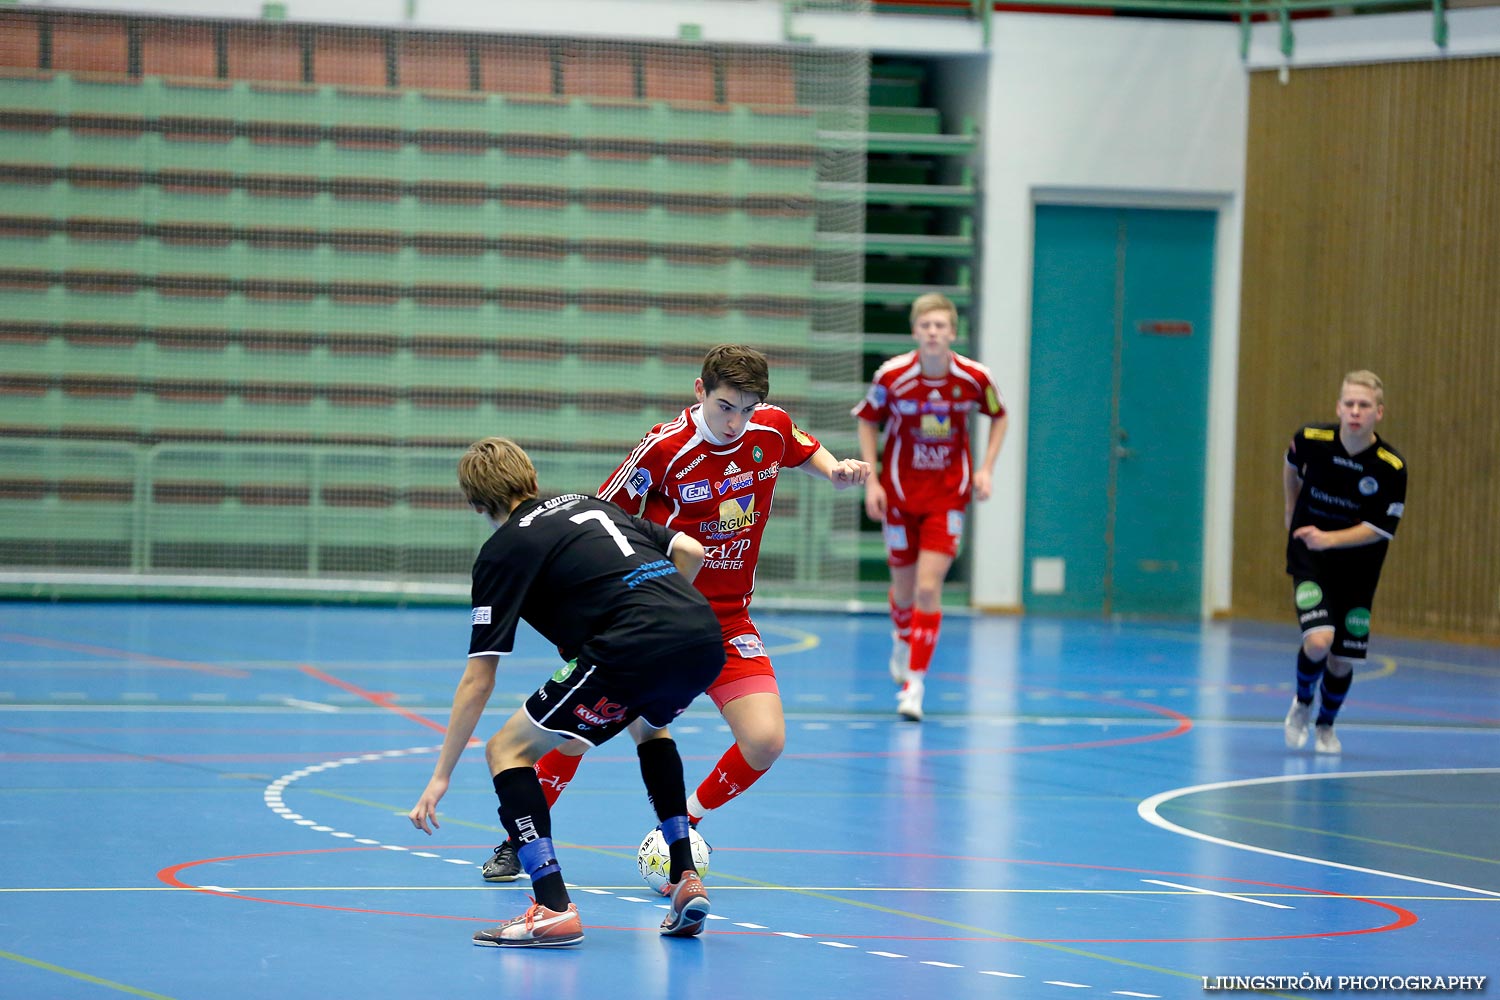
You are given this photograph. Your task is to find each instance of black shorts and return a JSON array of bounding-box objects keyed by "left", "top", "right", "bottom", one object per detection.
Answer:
[
  {"left": 521, "top": 636, "right": 726, "bottom": 747},
  {"left": 1291, "top": 575, "right": 1377, "bottom": 660}
]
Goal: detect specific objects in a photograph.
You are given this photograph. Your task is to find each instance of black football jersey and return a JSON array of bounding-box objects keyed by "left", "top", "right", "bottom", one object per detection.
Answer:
[
  {"left": 468, "top": 494, "right": 718, "bottom": 664},
  {"left": 1285, "top": 423, "right": 1407, "bottom": 580}
]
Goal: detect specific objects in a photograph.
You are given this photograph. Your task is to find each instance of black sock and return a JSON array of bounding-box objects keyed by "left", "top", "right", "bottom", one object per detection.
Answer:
[
  {"left": 493, "top": 767, "right": 570, "bottom": 910},
  {"left": 638, "top": 738, "right": 694, "bottom": 882},
  {"left": 1295, "top": 647, "right": 1325, "bottom": 703},
  {"left": 1317, "top": 669, "right": 1353, "bottom": 727}
]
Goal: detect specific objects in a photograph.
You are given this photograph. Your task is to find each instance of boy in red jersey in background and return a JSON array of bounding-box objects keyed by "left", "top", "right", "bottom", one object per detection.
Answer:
[
  {"left": 480, "top": 344, "right": 869, "bottom": 881},
  {"left": 853, "top": 292, "right": 1007, "bottom": 722}
]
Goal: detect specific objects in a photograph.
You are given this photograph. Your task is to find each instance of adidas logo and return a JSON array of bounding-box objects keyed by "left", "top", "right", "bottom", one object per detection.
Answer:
[{"left": 723, "top": 461, "right": 742, "bottom": 474}]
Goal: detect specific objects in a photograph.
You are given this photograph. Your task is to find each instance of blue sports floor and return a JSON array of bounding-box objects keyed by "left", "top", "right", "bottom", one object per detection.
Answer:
[{"left": 1, "top": 602, "right": 1496, "bottom": 1000}]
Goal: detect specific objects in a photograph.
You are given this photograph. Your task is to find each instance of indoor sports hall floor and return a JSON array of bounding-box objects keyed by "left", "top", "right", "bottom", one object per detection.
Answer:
[{"left": 1, "top": 601, "right": 1496, "bottom": 1000}]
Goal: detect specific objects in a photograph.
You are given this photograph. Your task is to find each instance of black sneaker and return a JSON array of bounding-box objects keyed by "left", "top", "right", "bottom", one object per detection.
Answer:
[{"left": 482, "top": 840, "right": 522, "bottom": 882}]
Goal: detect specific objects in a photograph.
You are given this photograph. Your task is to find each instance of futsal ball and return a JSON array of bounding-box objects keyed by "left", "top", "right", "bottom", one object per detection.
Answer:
[{"left": 636, "top": 827, "right": 711, "bottom": 893}]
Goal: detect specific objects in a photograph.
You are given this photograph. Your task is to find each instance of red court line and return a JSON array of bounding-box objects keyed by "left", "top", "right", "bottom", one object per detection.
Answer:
[
  {"left": 0, "top": 631, "right": 249, "bottom": 678},
  {"left": 300, "top": 664, "right": 453, "bottom": 736}
]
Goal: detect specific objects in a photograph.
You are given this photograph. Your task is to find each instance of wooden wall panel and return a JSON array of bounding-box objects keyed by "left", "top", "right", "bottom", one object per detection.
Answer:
[{"left": 1235, "top": 57, "right": 1500, "bottom": 642}]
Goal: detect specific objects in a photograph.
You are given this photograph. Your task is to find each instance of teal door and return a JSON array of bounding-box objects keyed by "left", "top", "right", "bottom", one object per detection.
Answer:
[{"left": 1023, "top": 205, "right": 1215, "bottom": 617}]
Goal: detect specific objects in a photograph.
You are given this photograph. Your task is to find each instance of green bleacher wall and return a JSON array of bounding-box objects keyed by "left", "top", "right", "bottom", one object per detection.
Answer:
[{"left": 0, "top": 10, "right": 869, "bottom": 604}]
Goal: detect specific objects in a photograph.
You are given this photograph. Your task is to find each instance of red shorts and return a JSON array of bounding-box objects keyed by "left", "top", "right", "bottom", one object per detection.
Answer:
[
  {"left": 704, "top": 611, "right": 778, "bottom": 710},
  {"left": 883, "top": 506, "right": 966, "bottom": 567}
]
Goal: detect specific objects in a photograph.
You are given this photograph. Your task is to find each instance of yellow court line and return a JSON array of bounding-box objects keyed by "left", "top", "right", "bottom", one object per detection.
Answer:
[
  {"left": 0, "top": 948, "right": 179, "bottom": 1000},
  {"left": 758, "top": 623, "right": 821, "bottom": 656}
]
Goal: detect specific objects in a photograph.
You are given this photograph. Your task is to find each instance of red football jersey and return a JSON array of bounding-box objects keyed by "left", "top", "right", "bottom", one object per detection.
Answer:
[
  {"left": 599, "top": 403, "right": 821, "bottom": 616},
  {"left": 851, "top": 350, "right": 1006, "bottom": 513}
]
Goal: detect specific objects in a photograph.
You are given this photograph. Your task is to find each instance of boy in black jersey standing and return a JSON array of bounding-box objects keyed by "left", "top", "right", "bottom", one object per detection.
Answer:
[
  {"left": 1282, "top": 371, "right": 1407, "bottom": 754},
  {"left": 408, "top": 437, "right": 726, "bottom": 946}
]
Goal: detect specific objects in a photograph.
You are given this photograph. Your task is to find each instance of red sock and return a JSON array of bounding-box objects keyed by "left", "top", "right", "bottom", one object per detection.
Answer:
[
  {"left": 889, "top": 589, "right": 913, "bottom": 642},
  {"left": 686, "top": 743, "right": 769, "bottom": 819},
  {"left": 909, "top": 608, "right": 942, "bottom": 675},
  {"left": 533, "top": 748, "right": 583, "bottom": 809}
]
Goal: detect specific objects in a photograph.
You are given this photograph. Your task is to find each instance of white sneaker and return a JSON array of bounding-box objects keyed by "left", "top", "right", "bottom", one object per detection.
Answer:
[
  {"left": 1314, "top": 724, "right": 1342, "bottom": 754},
  {"left": 888, "top": 632, "right": 911, "bottom": 684},
  {"left": 896, "top": 675, "right": 924, "bottom": 722},
  {"left": 1284, "top": 698, "right": 1312, "bottom": 749}
]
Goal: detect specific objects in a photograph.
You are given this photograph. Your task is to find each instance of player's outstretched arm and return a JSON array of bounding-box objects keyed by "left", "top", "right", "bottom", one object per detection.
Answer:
[
  {"left": 799, "top": 445, "right": 871, "bottom": 490},
  {"left": 409, "top": 655, "right": 497, "bottom": 834}
]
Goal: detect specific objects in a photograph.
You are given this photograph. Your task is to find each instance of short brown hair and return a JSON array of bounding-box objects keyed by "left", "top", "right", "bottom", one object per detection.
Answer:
[
  {"left": 1343, "top": 370, "right": 1384, "bottom": 405},
  {"left": 910, "top": 292, "right": 957, "bottom": 329},
  {"left": 458, "top": 437, "right": 538, "bottom": 517},
  {"left": 701, "top": 344, "right": 770, "bottom": 401}
]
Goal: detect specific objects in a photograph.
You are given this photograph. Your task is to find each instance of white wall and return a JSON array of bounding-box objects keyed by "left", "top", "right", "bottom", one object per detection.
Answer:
[{"left": 969, "top": 14, "right": 1249, "bottom": 614}]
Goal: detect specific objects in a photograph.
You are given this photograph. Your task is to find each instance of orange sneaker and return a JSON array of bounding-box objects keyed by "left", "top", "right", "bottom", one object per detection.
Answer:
[
  {"left": 659, "top": 871, "right": 710, "bottom": 937},
  {"left": 473, "top": 898, "right": 583, "bottom": 948}
]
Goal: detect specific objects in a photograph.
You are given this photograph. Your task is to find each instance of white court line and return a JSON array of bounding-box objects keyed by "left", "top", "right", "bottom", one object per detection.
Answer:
[
  {"left": 252, "top": 740, "right": 1173, "bottom": 993},
  {"left": 1141, "top": 878, "right": 1292, "bottom": 910},
  {"left": 281, "top": 697, "right": 340, "bottom": 713},
  {"left": 1138, "top": 768, "right": 1500, "bottom": 898}
]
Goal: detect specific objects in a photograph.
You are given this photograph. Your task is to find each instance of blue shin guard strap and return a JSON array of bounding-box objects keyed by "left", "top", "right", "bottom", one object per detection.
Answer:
[
  {"left": 517, "top": 837, "right": 560, "bottom": 880},
  {"left": 660, "top": 815, "right": 691, "bottom": 845}
]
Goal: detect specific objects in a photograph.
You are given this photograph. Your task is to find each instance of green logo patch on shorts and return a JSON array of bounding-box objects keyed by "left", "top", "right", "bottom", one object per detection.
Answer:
[
  {"left": 1345, "top": 608, "right": 1371, "bottom": 637},
  {"left": 1295, "top": 581, "right": 1323, "bottom": 610},
  {"left": 552, "top": 658, "right": 577, "bottom": 683}
]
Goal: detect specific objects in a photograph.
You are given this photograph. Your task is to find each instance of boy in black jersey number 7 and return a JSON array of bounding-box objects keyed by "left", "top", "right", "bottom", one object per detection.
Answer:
[
  {"left": 408, "top": 437, "right": 726, "bottom": 947},
  {"left": 1282, "top": 371, "right": 1407, "bottom": 754}
]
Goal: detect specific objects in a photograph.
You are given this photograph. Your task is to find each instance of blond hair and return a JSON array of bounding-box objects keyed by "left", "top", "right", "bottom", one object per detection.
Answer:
[
  {"left": 1342, "top": 370, "right": 1384, "bottom": 405},
  {"left": 458, "top": 437, "right": 538, "bottom": 517},
  {"left": 910, "top": 292, "right": 957, "bottom": 329}
]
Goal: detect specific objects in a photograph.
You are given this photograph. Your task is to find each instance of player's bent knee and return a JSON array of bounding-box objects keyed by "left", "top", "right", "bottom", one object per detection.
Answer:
[
  {"left": 739, "top": 729, "right": 785, "bottom": 770},
  {"left": 1302, "top": 631, "right": 1335, "bottom": 658}
]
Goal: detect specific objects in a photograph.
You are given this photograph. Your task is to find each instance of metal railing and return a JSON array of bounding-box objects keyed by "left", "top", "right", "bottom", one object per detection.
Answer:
[{"left": 859, "top": 0, "right": 1453, "bottom": 56}]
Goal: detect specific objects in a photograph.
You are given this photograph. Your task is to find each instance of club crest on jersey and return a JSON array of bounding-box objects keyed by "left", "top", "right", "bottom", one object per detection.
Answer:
[
  {"left": 701, "top": 495, "right": 757, "bottom": 538},
  {"left": 679, "top": 479, "right": 711, "bottom": 503},
  {"left": 625, "top": 468, "right": 652, "bottom": 498}
]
